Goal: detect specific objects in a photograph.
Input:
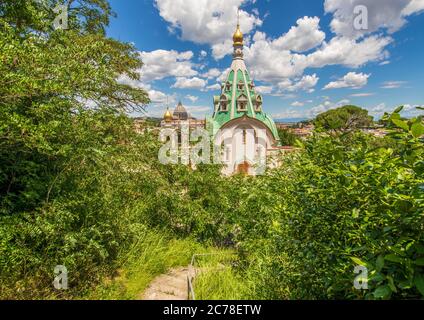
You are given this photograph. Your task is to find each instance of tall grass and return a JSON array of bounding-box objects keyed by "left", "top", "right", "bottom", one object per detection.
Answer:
[
  {"left": 192, "top": 252, "right": 254, "bottom": 300},
  {"left": 86, "top": 228, "right": 203, "bottom": 300}
]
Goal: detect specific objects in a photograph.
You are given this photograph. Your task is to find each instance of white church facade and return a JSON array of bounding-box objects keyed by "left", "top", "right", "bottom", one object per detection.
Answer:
[{"left": 162, "top": 19, "right": 282, "bottom": 175}]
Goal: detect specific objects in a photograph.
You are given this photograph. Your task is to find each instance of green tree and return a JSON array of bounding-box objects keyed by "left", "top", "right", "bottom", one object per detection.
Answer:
[
  {"left": 314, "top": 105, "right": 373, "bottom": 133},
  {"left": 277, "top": 128, "right": 297, "bottom": 146},
  {"left": 0, "top": 0, "right": 149, "bottom": 214},
  {"left": 0, "top": 0, "right": 152, "bottom": 298}
]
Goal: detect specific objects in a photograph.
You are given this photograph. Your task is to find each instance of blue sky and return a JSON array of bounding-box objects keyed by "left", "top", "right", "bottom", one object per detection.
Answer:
[{"left": 108, "top": 0, "right": 424, "bottom": 120}]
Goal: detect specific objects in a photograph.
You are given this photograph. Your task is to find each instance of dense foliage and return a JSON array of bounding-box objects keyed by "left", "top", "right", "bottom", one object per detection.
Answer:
[
  {"left": 0, "top": 0, "right": 152, "bottom": 298},
  {"left": 235, "top": 108, "right": 424, "bottom": 299},
  {"left": 277, "top": 128, "right": 298, "bottom": 146},
  {"left": 1, "top": 0, "right": 422, "bottom": 300},
  {"left": 314, "top": 105, "right": 373, "bottom": 133}
]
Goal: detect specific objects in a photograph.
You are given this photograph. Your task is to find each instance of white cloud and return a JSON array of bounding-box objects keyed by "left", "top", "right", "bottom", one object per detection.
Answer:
[
  {"left": 381, "top": 81, "right": 407, "bottom": 89},
  {"left": 272, "top": 16, "right": 325, "bottom": 52},
  {"left": 403, "top": 0, "right": 424, "bottom": 15},
  {"left": 186, "top": 105, "right": 212, "bottom": 118},
  {"left": 185, "top": 95, "right": 199, "bottom": 103},
  {"left": 245, "top": 31, "right": 389, "bottom": 92},
  {"left": 172, "top": 77, "right": 207, "bottom": 89},
  {"left": 117, "top": 75, "right": 172, "bottom": 104},
  {"left": 272, "top": 108, "right": 306, "bottom": 120},
  {"left": 309, "top": 99, "right": 351, "bottom": 117},
  {"left": 306, "top": 35, "right": 392, "bottom": 69},
  {"left": 211, "top": 40, "right": 234, "bottom": 60},
  {"left": 216, "top": 68, "right": 231, "bottom": 83},
  {"left": 350, "top": 92, "right": 374, "bottom": 97},
  {"left": 278, "top": 74, "right": 319, "bottom": 92},
  {"left": 148, "top": 89, "right": 169, "bottom": 103},
  {"left": 155, "top": 0, "right": 262, "bottom": 59},
  {"left": 245, "top": 31, "right": 307, "bottom": 81},
  {"left": 367, "top": 102, "right": 423, "bottom": 118},
  {"left": 205, "top": 83, "right": 222, "bottom": 91},
  {"left": 324, "top": 0, "right": 423, "bottom": 39},
  {"left": 291, "top": 101, "right": 304, "bottom": 107},
  {"left": 139, "top": 50, "right": 197, "bottom": 82},
  {"left": 201, "top": 68, "right": 222, "bottom": 79},
  {"left": 323, "top": 72, "right": 370, "bottom": 90},
  {"left": 255, "top": 85, "right": 273, "bottom": 94}
]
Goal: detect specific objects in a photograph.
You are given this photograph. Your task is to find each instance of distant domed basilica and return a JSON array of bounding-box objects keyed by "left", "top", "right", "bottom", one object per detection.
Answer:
[
  {"left": 161, "top": 101, "right": 205, "bottom": 129},
  {"left": 161, "top": 16, "right": 282, "bottom": 175}
]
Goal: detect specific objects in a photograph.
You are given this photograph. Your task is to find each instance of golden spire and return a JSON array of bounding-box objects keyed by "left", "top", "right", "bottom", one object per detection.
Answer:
[
  {"left": 164, "top": 107, "right": 173, "bottom": 122},
  {"left": 233, "top": 9, "right": 243, "bottom": 46}
]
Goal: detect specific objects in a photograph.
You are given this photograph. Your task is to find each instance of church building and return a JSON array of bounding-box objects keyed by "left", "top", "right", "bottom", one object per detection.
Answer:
[
  {"left": 161, "top": 18, "right": 282, "bottom": 176},
  {"left": 161, "top": 101, "right": 206, "bottom": 129},
  {"left": 208, "top": 19, "right": 281, "bottom": 175}
]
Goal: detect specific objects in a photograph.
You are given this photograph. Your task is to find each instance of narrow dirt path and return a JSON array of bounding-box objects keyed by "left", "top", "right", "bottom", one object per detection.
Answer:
[{"left": 140, "top": 267, "right": 188, "bottom": 300}]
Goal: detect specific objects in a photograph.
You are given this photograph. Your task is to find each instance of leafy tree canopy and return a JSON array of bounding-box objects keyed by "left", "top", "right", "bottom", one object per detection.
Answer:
[
  {"left": 277, "top": 128, "right": 297, "bottom": 146},
  {"left": 314, "top": 105, "right": 373, "bottom": 133},
  {"left": 0, "top": 0, "right": 115, "bottom": 34},
  {"left": 0, "top": 0, "right": 149, "bottom": 213}
]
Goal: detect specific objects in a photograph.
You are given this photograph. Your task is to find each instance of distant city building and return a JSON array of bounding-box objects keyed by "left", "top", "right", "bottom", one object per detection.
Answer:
[
  {"left": 160, "top": 101, "right": 206, "bottom": 129},
  {"left": 276, "top": 122, "right": 315, "bottom": 139}
]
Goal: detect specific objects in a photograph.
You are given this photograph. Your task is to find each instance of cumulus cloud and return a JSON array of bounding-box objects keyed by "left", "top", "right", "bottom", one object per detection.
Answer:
[
  {"left": 172, "top": 77, "right": 207, "bottom": 89},
  {"left": 278, "top": 74, "right": 319, "bottom": 93},
  {"left": 323, "top": 72, "right": 370, "bottom": 90},
  {"left": 291, "top": 101, "right": 305, "bottom": 107},
  {"left": 117, "top": 75, "right": 172, "bottom": 104},
  {"left": 324, "top": 0, "right": 424, "bottom": 38},
  {"left": 403, "top": 0, "right": 424, "bottom": 15},
  {"left": 245, "top": 30, "right": 389, "bottom": 90},
  {"left": 244, "top": 31, "right": 307, "bottom": 81},
  {"left": 199, "top": 50, "right": 208, "bottom": 59},
  {"left": 272, "top": 16, "right": 326, "bottom": 52},
  {"left": 148, "top": 89, "right": 169, "bottom": 103},
  {"left": 214, "top": 68, "right": 231, "bottom": 83},
  {"left": 185, "top": 94, "right": 199, "bottom": 103},
  {"left": 185, "top": 105, "right": 212, "bottom": 118},
  {"left": 205, "top": 83, "right": 222, "bottom": 91},
  {"left": 255, "top": 85, "right": 273, "bottom": 94},
  {"left": 272, "top": 109, "right": 305, "bottom": 120},
  {"left": 133, "top": 1, "right": 424, "bottom": 114},
  {"left": 139, "top": 50, "right": 197, "bottom": 82},
  {"left": 305, "top": 35, "right": 392, "bottom": 68},
  {"left": 366, "top": 102, "right": 423, "bottom": 118},
  {"left": 201, "top": 68, "right": 222, "bottom": 79},
  {"left": 155, "top": 0, "right": 262, "bottom": 59},
  {"left": 309, "top": 98, "right": 351, "bottom": 117}
]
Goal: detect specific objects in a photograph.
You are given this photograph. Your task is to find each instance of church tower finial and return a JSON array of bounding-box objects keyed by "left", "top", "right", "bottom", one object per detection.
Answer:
[
  {"left": 233, "top": 8, "right": 244, "bottom": 59},
  {"left": 233, "top": 9, "right": 243, "bottom": 47}
]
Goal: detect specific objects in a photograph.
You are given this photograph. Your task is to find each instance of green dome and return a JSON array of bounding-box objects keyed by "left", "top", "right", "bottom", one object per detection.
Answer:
[{"left": 211, "top": 59, "right": 280, "bottom": 144}]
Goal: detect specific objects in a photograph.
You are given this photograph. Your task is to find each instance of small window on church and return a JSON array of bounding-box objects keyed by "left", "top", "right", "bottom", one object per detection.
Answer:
[
  {"left": 238, "top": 102, "right": 247, "bottom": 112},
  {"left": 237, "top": 94, "right": 248, "bottom": 112},
  {"left": 242, "top": 130, "right": 247, "bottom": 145},
  {"left": 226, "top": 81, "right": 232, "bottom": 91},
  {"left": 255, "top": 95, "right": 262, "bottom": 112},
  {"left": 220, "top": 95, "right": 228, "bottom": 112},
  {"left": 238, "top": 81, "right": 244, "bottom": 91}
]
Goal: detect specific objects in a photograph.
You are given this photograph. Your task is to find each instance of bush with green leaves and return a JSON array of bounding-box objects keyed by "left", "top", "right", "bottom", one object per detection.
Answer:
[{"left": 238, "top": 107, "right": 423, "bottom": 299}]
